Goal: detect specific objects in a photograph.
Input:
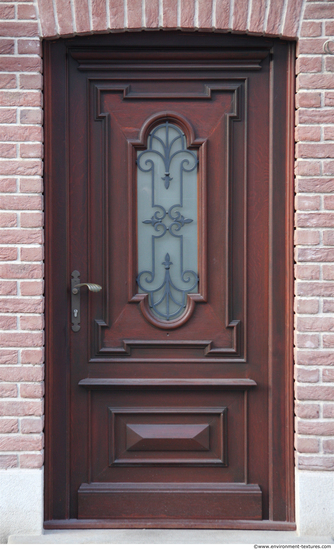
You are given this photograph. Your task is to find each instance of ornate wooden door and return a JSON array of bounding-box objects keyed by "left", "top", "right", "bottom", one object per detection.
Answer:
[{"left": 45, "top": 32, "right": 294, "bottom": 529}]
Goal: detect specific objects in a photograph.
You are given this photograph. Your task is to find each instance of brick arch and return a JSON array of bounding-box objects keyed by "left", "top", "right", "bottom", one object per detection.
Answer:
[{"left": 36, "top": 0, "right": 305, "bottom": 40}]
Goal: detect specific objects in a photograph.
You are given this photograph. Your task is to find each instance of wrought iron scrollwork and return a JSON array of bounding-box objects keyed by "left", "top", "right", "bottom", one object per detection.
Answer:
[{"left": 136, "top": 121, "right": 199, "bottom": 321}]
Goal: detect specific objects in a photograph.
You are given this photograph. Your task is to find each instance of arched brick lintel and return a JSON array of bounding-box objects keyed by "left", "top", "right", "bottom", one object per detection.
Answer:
[{"left": 36, "top": 0, "right": 305, "bottom": 41}]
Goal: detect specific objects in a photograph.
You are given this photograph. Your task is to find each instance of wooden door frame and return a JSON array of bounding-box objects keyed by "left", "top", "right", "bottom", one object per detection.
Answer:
[{"left": 43, "top": 32, "right": 295, "bottom": 529}]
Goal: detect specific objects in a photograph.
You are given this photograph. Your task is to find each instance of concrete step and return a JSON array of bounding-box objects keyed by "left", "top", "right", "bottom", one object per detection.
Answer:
[{"left": 8, "top": 530, "right": 334, "bottom": 544}]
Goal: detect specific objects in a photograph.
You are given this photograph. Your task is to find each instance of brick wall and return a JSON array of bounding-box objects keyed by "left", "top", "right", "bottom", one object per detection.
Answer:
[
  {"left": 0, "top": 0, "right": 44, "bottom": 469},
  {"left": 0, "top": 0, "right": 333, "bottom": 472}
]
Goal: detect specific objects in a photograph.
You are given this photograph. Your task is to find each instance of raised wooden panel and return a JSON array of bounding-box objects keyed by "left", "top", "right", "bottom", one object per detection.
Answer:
[
  {"left": 77, "top": 482, "right": 263, "bottom": 521},
  {"left": 108, "top": 408, "right": 227, "bottom": 465}
]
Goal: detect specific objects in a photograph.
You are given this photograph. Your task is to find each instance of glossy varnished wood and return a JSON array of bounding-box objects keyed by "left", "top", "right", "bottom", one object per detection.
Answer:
[{"left": 44, "top": 32, "right": 294, "bottom": 528}]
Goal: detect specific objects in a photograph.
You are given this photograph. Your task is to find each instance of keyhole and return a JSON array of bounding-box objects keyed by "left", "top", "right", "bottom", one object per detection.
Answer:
[{"left": 74, "top": 309, "right": 78, "bottom": 318}]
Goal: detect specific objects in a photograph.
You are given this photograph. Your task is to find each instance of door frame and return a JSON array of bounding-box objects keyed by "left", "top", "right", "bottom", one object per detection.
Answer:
[{"left": 43, "top": 31, "right": 295, "bottom": 529}]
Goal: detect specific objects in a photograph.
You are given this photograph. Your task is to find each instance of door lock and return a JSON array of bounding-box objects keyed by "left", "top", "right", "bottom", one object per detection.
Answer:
[{"left": 71, "top": 270, "right": 102, "bottom": 332}]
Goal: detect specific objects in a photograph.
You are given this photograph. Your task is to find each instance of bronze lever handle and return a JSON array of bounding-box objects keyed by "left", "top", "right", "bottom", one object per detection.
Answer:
[
  {"left": 71, "top": 271, "right": 102, "bottom": 332},
  {"left": 72, "top": 283, "right": 102, "bottom": 295}
]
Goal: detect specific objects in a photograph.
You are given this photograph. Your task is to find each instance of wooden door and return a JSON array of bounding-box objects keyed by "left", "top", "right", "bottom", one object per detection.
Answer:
[{"left": 44, "top": 32, "right": 294, "bottom": 529}]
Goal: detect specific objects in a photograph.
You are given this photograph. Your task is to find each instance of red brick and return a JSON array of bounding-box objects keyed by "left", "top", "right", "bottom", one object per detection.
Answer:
[
  {"left": 296, "top": 334, "right": 319, "bottom": 349},
  {"left": 0, "top": 282, "right": 17, "bottom": 295},
  {"left": 20, "top": 453, "right": 43, "bottom": 468},
  {"left": 20, "top": 213, "right": 43, "bottom": 228},
  {"left": 20, "top": 382, "right": 44, "bottom": 399},
  {"left": 73, "top": 0, "right": 90, "bottom": 33},
  {"left": 216, "top": 0, "right": 230, "bottom": 29},
  {"left": 0, "top": 333, "right": 43, "bottom": 348},
  {"left": 0, "top": 108, "right": 16, "bottom": 124},
  {"left": 181, "top": 0, "right": 195, "bottom": 29},
  {"left": 295, "top": 230, "right": 320, "bottom": 245},
  {"left": 323, "top": 440, "right": 334, "bottom": 454},
  {"left": 0, "top": 177, "right": 16, "bottom": 192},
  {"left": 0, "top": 264, "right": 43, "bottom": 279},
  {"left": 21, "top": 417, "right": 43, "bottom": 434},
  {"left": 0, "top": 455, "right": 17, "bottom": 468},
  {"left": 0, "top": 247, "right": 17, "bottom": 261},
  {"left": 19, "top": 74, "right": 43, "bottom": 91},
  {"left": 0, "top": 4, "right": 14, "bottom": 19},
  {"left": 265, "top": 0, "right": 284, "bottom": 34},
  {"left": 0, "top": 39, "right": 14, "bottom": 55},
  {"left": 298, "top": 39, "right": 327, "bottom": 55},
  {"left": 0, "top": 401, "right": 43, "bottom": 416},
  {"left": 0, "top": 143, "right": 16, "bottom": 158},
  {"left": 295, "top": 195, "right": 320, "bottom": 211},
  {"left": 37, "top": 0, "right": 57, "bottom": 37},
  {"left": 296, "top": 437, "right": 319, "bottom": 453},
  {"left": 0, "top": 418, "right": 18, "bottom": 433},
  {"left": 296, "top": 126, "right": 321, "bottom": 142},
  {"left": 20, "top": 281, "right": 44, "bottom": 296},
  {"left": 18, "top": 4, "right": 37, "bottom": 20},
  {"left": 232, "top": 0, "right": 248, "bottom": 32},
  {"left": 0, "top": 316, "right": 17, "bottom": 330},
  {"left": 0, "top": 229, "right": 43, "bottom": 245},
  {"left": 0, "top": 73, "right": 16, "bottom": 88},
  {"left": 298, "top": 74, "right": 334, "bottom": 90},
  {"left": 0, "top": 91, "right": 41, "bottom": 107},
  {"left": 91, "top": 0, "right": 107, "bottom": 32},
  {"left": 297, "top": 214, "right": 334, "bottom": 229},
  {"left": 163, "top": 0, "right": 178, "bottom": 28},
  {"left": 324, "top": 335, "right": 334, "bottom": 348},
  {"left": 326, "top": 21, "right": 334, "bottom": 36},
  {"left": 324, "top": 126, "right": 334, "bottom": 141},
  {"left": 282, "top": 0, "right": 304, "bottom": 38},
  {"left": 296, "top": 403, "right": 320, "bottom": 419},
  {"left": 324, "top": 299, "right": 334, "bottom": 313},
  {"left": 127, "top": 0, "right": 142, "bottom": 29},
  {"left": 296, "top": 93, "right": 321, "bottom": 109},
  {"left": 298, "top": 248, "right": 334, "bottom": 262},
  {"left": 0, "top": 212, "right": 17, "bottom": 228},
  {"left": 0, "top": 350, "right": 18, "bottom": 365},
  {"left": 108, "top": 0, "right": 125, "bottom": 30},
  {"left": 324, "top": 196, "right": 334, "bottom": 210},
  {"left": 0, "top": 434, "right": 43, "bottom": 451},
  {"left": 0, "top": 125, "right": 42, "bottom": 142},
  {"left": 295, "top": 299, "right": 319, "bottom": 314},
  {"left": 296, "top": 367, "right": 320, "bottom": 383},
  {"left": 323, "top": 266, "right": 334, "bottom": 280},
  {"left": 0, "top": 160, "right": 42, "bottom": 176},
  {"left": 17, "top": 39, "right": 41, "bottom": 55},
  {"left": 20, "top": 109, "right": 43, "bottom": 125},
  {"left": 0, "top": 21, "right": 38, "bottom": 37},
  {"left": 198, "top": 0, "right": 213, "bottom": 30},
  {"left": 297, "top": 317, "right": 334, "bottom": 332},
  {"left": 323, "top": 368, "right": 334, "bottom": 382},
  {"left": 324, "top": 93, "right": 334, "bottom": 107},
  {"left": 323, "top": 161, "right": 334, "bottom": 176},
  {"left": 19, "top": 177, "right": 42, "bottom": 193},
  {"left": 297, "top": 178, "right": 334, "bottom": 193},
  {"left": 296, "top": 56, "right": 322, "bottom": 74},
  {"left": 297, "top": 143, "right": 334, "bottom": 159},
  {"left": 304, "top": 4, "right": 334, "bottom": 20},
  {"left": 20, "top": 143, "right": 43, "bottom": 159},
  {"left": 0, "top": 383, "right": 17, "bottom": 397},
  {"left": 21, "top": 349, "right": 44, "bottom": 364},
  {"left": 20, "top": 247, "right": 43, "bottom": 261},
  {"left": 297, "top": 386, "right": 334, "bottom": 401},
  {"left": 0, "top": 57, "right": 41, "bottom": 73},
  {"left": 301, "top": 21, "right": 322, "bottom": 37},
  {"left": 298, "top": 456, "right": 334, "bottom": 470},
  {"left": 0, "top": 298, "right": 43, "bottom": 313},
  {"left": 295, "top": 264, "right": 320, "bottom": 280},
  {"left": 298, "top": 421, "right": 334, "bottom": 436},
  {"left": 20, "top": 315, "right": 43, "bottom": 330},
  {"left": 324, "top": 404, "right": 334, "bottom": 418},
  {"left": 248, "top": 0, "right": 266, "bottom": 34},
  {"left": 0, "top": 366, "right": 43, "bottom": 382}
]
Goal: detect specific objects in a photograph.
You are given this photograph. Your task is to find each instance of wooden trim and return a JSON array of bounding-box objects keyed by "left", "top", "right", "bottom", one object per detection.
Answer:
[{"left": 44, "top": 519, "right": 296, "bottom": 530}]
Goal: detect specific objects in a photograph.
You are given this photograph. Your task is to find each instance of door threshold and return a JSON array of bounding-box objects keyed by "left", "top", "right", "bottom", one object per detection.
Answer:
[{"left": 43, "top": 520, "right": 296, "bottom": 530}]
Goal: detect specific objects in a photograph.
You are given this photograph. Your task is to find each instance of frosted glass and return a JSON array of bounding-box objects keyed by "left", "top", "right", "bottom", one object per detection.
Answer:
[{"left": 137, "top": 122, "right": 198, "bottom": 321}]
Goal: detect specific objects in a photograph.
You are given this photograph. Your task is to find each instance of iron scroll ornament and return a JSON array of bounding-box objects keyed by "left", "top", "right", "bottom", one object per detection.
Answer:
[{"left": 136, "top": 121, "right": 199, "bottom": 322}]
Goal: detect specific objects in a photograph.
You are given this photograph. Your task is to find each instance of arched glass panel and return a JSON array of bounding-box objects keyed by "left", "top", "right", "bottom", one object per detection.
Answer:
[{"left": 136, "top": 121, "right": 198, "bottom": 322}]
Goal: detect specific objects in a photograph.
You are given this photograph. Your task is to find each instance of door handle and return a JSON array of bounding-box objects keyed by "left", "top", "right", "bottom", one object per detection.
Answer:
[{"left": 71, "top": 270, "right": 102, "bottom": 332}]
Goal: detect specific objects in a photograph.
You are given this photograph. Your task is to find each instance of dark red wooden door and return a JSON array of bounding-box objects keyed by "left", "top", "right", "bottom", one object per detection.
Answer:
[{"left": 45, "top": 32, "right": 294, "bottom": 529}]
